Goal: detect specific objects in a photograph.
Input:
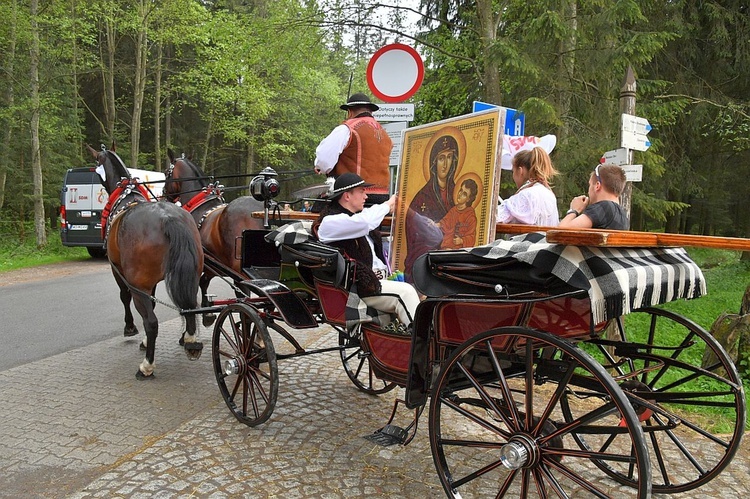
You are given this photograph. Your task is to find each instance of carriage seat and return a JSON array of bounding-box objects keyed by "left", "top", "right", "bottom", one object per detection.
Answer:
[{"left": 411, "top": 250, "right": 579, "bottom": 299}]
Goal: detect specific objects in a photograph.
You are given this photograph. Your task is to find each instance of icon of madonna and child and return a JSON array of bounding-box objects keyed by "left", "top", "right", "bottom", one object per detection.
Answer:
[{"left": 390, "top": 116, "right": 503, "bottom": 282}]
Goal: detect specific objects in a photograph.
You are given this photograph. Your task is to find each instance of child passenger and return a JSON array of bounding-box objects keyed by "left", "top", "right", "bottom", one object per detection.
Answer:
[{"left": 438, "top": 178, "right": 478, "bottom": 250}]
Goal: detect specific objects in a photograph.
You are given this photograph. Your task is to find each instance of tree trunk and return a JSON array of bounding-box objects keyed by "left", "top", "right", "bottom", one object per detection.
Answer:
[
  {"left": 703, "top": 286, "right": 750, "bottom": 377},
  {"left": 103, "top": 13, "right": 117, "bottom": 141},
  {"left": 30, "top": 0, "right": 46, "bottom": 248},
  {"left": 476, "top": 0, "right": 502, "bottom": 105},
  {"left": 153, "top": 41, "right": 163, "bottom": 171},
  {"left": 130, "top": 0, "right": 149, "bottom": 169},
  {"left": 0, "top": 0, "right": 18, "bottom": 211}
]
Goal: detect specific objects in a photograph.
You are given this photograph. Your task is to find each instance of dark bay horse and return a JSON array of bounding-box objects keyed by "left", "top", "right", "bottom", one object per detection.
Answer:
[
  {"left": 164, "top": 150, "right": 264, "bottom": 323},
  {"left": 87, "top": 144, "right": 204, "bottom": 379}
]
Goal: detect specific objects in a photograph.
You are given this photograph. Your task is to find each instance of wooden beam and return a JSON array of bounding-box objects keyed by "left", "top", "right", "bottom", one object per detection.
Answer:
[{"left": 254, "top": 213, "right": 750, "bottom": 251}]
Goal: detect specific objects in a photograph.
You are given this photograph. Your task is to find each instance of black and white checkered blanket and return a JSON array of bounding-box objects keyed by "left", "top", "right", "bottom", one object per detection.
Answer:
[
  {"left": 468, "top": 232, "right": 706, "bottom": 323},
  {"left": 265, "top": 222, "right": 394, "bottom": 330}
]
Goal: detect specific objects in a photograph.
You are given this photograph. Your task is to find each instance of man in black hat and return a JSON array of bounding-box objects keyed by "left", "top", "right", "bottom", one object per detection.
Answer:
[
  {"left": 312, "top": 172, "right": 420, "bottom": 328},
  {"left": 314, "top": 92, "right": 393, "bottom": 205}
]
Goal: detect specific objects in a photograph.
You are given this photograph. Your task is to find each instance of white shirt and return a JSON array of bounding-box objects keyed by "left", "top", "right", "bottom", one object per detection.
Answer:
[
  {"left": 497, "top": 182, "right": 559, "bottom": 226},
  {"left": 317, "top": 202, "right": 391, "bottom": 271},
  {"left": 314, "top": 125, "right": 350, "bottom": 174}
]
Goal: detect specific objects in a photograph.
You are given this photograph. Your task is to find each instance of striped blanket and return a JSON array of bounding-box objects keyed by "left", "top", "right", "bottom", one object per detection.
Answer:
[{"left": 468, "top": 232, "right": 707, "bottom": 323}]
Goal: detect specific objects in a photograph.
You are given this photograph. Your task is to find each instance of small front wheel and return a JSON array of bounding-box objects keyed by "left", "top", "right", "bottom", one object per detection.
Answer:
[
  {"left": 212, "top": 303, "right": 278, "bottom": 426},
  {"left": 339, "top": 328, "right": 396, "bottom": 395}
]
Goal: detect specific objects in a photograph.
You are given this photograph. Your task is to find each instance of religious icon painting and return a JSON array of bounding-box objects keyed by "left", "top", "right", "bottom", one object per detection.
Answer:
[{"left": 390, "top": 108, "right": 504, "bottom": 281}]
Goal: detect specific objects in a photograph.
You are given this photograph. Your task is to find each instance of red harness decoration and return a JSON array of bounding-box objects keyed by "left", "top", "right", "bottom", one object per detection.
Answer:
[
  {"left": 100, "top": 179, "right": 152, "bottom": 238},
  {"left": 181, "top": 189, "right": 213, "bottom": 213}
]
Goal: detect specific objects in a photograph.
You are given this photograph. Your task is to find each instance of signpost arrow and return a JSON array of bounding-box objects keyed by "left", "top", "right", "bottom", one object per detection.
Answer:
[{"left": 620, "top": 113, "right": 652, "bottom": 151}]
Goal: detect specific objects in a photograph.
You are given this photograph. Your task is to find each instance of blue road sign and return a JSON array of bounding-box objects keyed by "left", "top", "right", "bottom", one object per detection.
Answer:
[{"left": 472, "top": 101, "right": 525, "bottom": 136}]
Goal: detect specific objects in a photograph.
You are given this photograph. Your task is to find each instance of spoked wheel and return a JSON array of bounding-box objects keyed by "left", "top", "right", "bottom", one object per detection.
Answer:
[
  {"left": 429, "top": 327, "right": 651, "bottom": 498},
  {"left": 575, "top": 307, "right": 746, "bottom": 493},
  {"left": 338, "top": 327, "right": 397, "bottom": 395},
  {"left": 212, "top": 303, "right": 278, "bottom": 426}
]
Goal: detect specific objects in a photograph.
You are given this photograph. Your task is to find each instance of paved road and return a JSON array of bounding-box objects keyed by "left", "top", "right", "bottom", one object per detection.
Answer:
[{"left": 1, "top": 314, "right": 749, "bottom": 498}]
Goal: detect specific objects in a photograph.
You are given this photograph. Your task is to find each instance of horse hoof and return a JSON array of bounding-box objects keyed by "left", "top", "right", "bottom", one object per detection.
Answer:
[
  {"left": 124, "top": 326, "right": 139, "bottom": 337},
  {"left": 202, "top": 314, "right": 216, "bottom": 327},
  {"left": 184, "top": 341, "right": 203, "bottom": 360},
  {"left": 139, "top": 342, "right": 147, "bottom": 351},
  {"left": 135, "top": 370, "right": 155, "bottom": 380},
  {"left": 178, "top": 336, "right": 184, "bottom": 346}
]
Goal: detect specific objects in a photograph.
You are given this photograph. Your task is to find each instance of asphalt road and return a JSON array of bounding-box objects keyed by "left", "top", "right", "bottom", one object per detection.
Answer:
[{"left": 0, "top": 259, "right": 232, "bottom": 372}]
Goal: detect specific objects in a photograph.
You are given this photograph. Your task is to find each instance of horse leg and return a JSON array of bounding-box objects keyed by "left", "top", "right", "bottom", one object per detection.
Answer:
[
  {"left": 181, "top": 313, "right": 203, "bottom": 360},
  {"left": 200, "top": 271, "right": 216, "bottom": 327},
  {"left": 132, "top": 293, "right": 158, "bottom": 380},
  {"left": 113, "top": 270, "right": 139, "bottom": 337}
]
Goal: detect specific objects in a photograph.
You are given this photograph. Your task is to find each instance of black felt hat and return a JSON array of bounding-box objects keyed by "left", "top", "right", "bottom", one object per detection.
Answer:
[
  {"left": 340, "top": 93, "right": 379, "bottom": 112},
  {"left": 329, "top": 173, "right": 374, "bottom": 199}
]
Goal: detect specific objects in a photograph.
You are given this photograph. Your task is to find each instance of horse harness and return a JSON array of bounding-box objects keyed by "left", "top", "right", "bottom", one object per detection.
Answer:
[
  {"left": 180, "top": 188, "right": 227, "bottom": 230},
  {"left": 101, "top": 179, "right": 152, "bottom": 242}
]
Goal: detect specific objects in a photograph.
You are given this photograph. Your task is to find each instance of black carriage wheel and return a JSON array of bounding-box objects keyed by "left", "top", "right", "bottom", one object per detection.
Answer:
[
  {"left": 338, "top": 328, "right": 397, "bottom": 395},
  {"left": 212, "top": 303, "right": 278, "bottom": 427},
  {"left": 429, "top": 327, "right": 651, "bottom": 498},
  {"left": 570, "top": 307, "right": 746, "bottom": 494}
]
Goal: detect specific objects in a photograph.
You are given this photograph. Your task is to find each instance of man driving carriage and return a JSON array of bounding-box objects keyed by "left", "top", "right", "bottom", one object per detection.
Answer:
[
  {"left": 314, "top": 93, "right": 393, "bottom": 205},
  {"left": 312, "top": 173, "right": 420, "bottom": 328}
]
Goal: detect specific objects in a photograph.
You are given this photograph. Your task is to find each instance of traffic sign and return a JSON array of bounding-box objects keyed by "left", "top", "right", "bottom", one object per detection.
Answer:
[
  {"left": 601, "top": 148, "right": 629, "bottom": 166},
  {"left": 382, "top": 121, "right": 407, "bottom": 167},
  {"left": 472, "top": 101, "right": 525, "bottom": 136},
  {"left": 373, "top": 103, "right": 414, "bottom": 122},
  {"left": 367, "top": 44, "right": 424, "bottom": 103},
  {"left": 621, "top": 164, "right": 643, "bottom": 182},
  {"left": 620, "top": 113, "right": 651, "bottom": 151}
]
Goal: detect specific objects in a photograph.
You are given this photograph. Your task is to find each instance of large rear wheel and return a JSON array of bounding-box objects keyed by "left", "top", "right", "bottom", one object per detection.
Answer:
[
  {"left": 212, "top": 303, "right": 278, "bottom": 426},
  {"left": 577, "top": 307, "right": 746, "bottom": 493},
  {"left": 429, "top": 327, "right": 651, "bottom": 498}
]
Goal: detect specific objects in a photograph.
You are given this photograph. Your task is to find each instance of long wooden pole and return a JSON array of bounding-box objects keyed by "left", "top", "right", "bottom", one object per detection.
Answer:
[{"left": 619, "top": 66, "right": 636, "bottom": 220}]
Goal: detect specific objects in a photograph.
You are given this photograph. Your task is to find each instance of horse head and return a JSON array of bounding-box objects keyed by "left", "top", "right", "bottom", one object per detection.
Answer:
[
  {"left": 86, "top": 143, "right": 130, "bottom": 195},
  {"left": 164, "top": 149, "right": 209, "bottom": 204}
]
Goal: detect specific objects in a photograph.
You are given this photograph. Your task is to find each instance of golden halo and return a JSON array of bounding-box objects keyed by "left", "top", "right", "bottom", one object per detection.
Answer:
[
  {"left": 453, "top": 172, "right": 484, "bottom": 207},
  {"left": 422, "top": 126, "right": 467, "bottom": 182}
]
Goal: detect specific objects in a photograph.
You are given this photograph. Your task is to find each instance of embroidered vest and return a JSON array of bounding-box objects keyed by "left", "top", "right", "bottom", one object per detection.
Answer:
[{"left": 333, "top": 114, "right": 392, "bottom": 192}]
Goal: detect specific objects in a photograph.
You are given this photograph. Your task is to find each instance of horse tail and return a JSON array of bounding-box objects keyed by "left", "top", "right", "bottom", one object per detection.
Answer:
[{"left": 163, "top": 216, "right": 202, "bottom": 311}]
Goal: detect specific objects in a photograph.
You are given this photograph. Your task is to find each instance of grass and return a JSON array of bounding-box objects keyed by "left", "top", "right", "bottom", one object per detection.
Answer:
[{"left": 0, "top": 227, "right": 92, "bottom": 273}]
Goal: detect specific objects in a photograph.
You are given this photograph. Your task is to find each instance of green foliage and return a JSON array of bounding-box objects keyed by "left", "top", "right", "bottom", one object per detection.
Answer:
[{"left": 0, "top": 222, "right": 88, "bottom": 272}]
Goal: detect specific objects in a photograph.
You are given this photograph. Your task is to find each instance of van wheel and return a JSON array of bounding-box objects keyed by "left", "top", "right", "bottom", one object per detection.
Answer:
[{"left": 87, "top": 246, "right": 107, "bottom": 258}]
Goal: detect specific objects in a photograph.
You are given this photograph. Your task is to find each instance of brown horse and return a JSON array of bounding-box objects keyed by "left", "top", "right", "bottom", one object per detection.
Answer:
[
  {"left": 88, "top": 144, "right": 204, "bottom": 379},
  {"left": 164, "top": 150, "right": 264, "bottom": 324}
]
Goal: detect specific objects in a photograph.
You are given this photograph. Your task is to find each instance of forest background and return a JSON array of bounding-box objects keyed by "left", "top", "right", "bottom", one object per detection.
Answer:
[{"left": 1, "top": 0, "right": 749, "bottom": 248}]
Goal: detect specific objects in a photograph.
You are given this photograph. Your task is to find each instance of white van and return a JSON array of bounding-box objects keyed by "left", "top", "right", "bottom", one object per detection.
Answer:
[{"left": 59, "top": 167, "right": 165, "bottom": 257}]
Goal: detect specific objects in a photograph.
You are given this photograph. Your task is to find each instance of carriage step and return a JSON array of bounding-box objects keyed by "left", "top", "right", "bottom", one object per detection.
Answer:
[{"left": 363, "top": 424, "right": 408, "bottom": 446}]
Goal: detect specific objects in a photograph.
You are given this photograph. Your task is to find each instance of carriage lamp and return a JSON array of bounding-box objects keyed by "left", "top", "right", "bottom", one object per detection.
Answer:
[
  {"left": 224, "top": 359, "right": 241, "bottom": 376},
  {"left": 250, "top": 167, "right": 280, "bottom": 202},
  {"left": 499, "top": 437, "right": 531, "bottom": 469}
]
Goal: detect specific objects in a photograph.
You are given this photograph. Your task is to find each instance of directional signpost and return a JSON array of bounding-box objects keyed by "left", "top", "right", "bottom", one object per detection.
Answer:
[{"left": 620, "top": 113, "right": 651, "bottom": 151}]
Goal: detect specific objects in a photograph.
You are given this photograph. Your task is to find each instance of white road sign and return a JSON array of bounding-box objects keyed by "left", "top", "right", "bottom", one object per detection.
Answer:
[
  {"left": 373, "top": 104, "right": 415, "bottom": 122},
  {"left": 382, "top": 121, "right": 407, "bottom": 167},
  {"left": 621, "top": 164, "right": 643, "bottom": 182},
  {"left": 620, "top": 113, "right": 652, "bottom": 151},
  {"left": 601, "top": 148, "right": 629, "bottom": 166}
]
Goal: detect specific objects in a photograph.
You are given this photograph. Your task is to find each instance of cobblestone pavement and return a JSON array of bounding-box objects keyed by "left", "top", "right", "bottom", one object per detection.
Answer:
[{"left": 1, "top": 318, "right": 748, "bottom": 498}]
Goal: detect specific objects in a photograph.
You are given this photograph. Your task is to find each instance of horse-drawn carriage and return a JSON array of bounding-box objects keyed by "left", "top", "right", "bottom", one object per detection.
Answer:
[{"left": 93, "top": 147, "right": 746, "bottom": 498}]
